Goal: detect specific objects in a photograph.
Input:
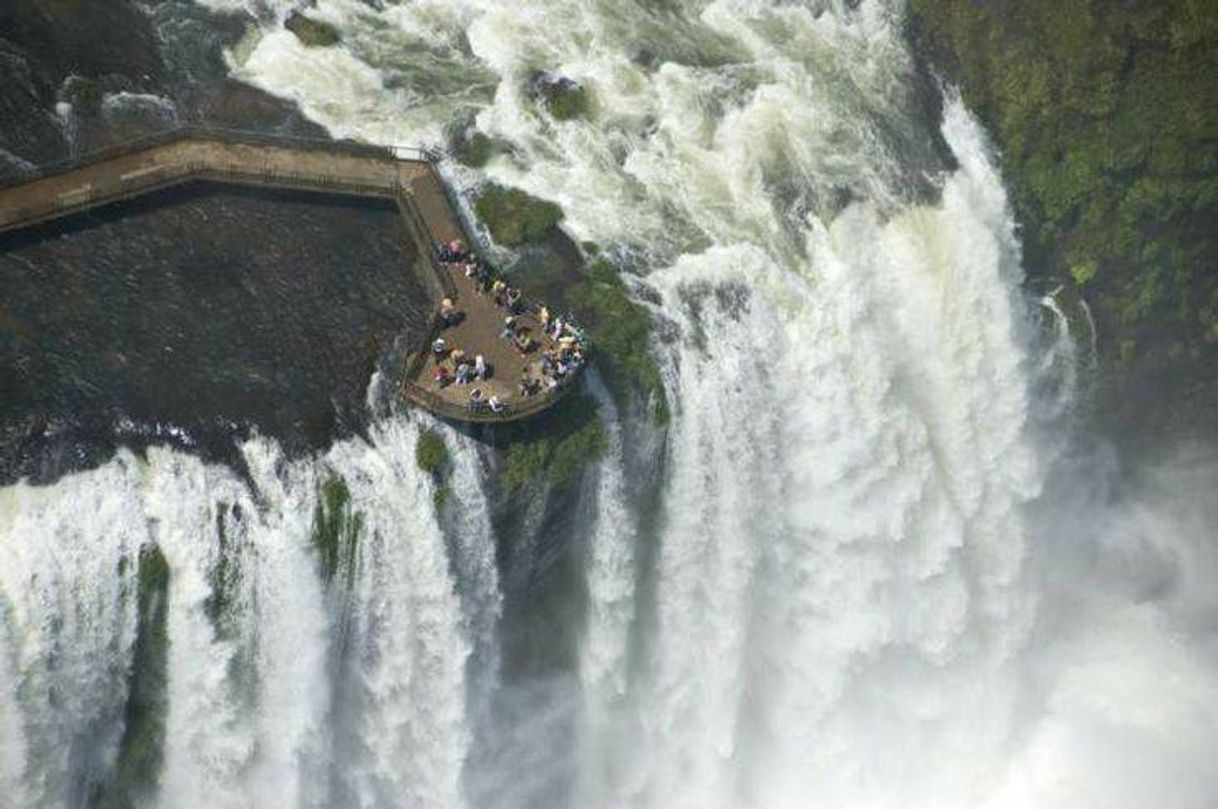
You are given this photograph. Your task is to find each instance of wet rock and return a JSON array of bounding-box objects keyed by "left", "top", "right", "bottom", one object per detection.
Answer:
[
  {"left": 530, "top": 72, "right": 591, "bottom": 121},
  {"left": 474, "top": 183, "right": 565, "bottom": 248},
  {"left": 60, "top": 75, "right": 103, "bottom": 117},
  {"left": 146, "top": 2, "right": 256, "bottom": 90},
  {"left": 194, "top": 79, "right": 329, "bottom": 137},
  {"left": 285, "top": 11, "right": 341, "bottom": 48},
  {"left": 1, "top": 0, "right": 336, "bottom": 156},
  {"left": 451, "top": 128, "right": 495, "bottom": 168},
  {"left": 0, "top": 39, "right": 66, "bottom": 163},
  {"left": 102, "top": 92, "right": 179, "bottom": 130},
  {"left": 0, "top": 0, "right": 165, "bottom": 84},
  {"left": 0, "top": 148, "right": 36, "bottom": 183}
]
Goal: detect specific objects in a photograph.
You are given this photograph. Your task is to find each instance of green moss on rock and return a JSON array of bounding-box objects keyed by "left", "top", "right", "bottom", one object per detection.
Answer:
[
  {"left": 499, "top": 393, "right": 607, "bottom": 491},
  {"left": 97, "top": 544, "right": 170, "bottom": 807},
  {"left": 474, "top": 183, "right": 565, "bottom": 247},
  {"left": 285, "top": 11, "right": 341, "bottom": 47},
  {"left": 203, "top": 503, "right": 242, "bottom": 640},
  {"left": 1070, "top": 260, "right": 1098, "bottom": 287},
  {"left": 538, "top": 78, "right": 591, "bottom": 121},
  {"left": 61, "top": 75, "right": 102, "bottom": 117},
  {"left": 454, "top": 131, "right": 494, "bottom": 168},
  {"left": 416, "top": 428, "right": 449, "bottom": 476},
  {"left": 433, "top": 484, "right": 451, "bottom": 511},
  {"left": 313, "top": 476, "right": 363, "bottom": 586},
  {"left": 576, "top": 260, "right": 668, "bottom": 424}
]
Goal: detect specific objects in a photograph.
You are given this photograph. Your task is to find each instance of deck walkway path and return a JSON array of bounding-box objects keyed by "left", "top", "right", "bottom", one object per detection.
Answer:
[
  {"left": 0, "top": 128, "right": 574, "bottom": 422},
  {"left": 0, "top": 131, "right": 430, "bottom": 234}
]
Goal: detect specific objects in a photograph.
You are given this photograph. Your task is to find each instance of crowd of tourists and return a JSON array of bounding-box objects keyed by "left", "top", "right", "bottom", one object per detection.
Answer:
[{"left": 427, "top": 240, "right": 590, "bottom": 414}]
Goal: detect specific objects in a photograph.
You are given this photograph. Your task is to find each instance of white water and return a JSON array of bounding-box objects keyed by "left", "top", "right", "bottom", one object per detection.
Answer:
[
  {"left": 574, "top": 375, "right": 638, "bottom": 805},
  {"left": 0, "top": 463, "right": 143, "bottom": 807},
  {"left": 3, "top": 0, "right": 1218, "bottom": 806},
  {"left": 0, "top": 419, "right": 482, "bottom": 808}
]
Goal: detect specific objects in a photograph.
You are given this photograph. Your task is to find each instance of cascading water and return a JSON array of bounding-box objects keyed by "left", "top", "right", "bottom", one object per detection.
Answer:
[
  {"left": 0, "top": 463, "right": 144, "bottom": 808},
  {"left": 572, "top": 375, "right": 638, "bottom": 806},
  {"left": 0, "top": 419, "right": 480, "bottom": 809},
  {"left": 3, "top": 1, "right": 1217, "bottom": 807}
]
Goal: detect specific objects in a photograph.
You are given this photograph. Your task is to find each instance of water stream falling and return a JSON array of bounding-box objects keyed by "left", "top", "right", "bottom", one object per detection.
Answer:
[{"left": 3, "top": 1, "right": 1217, "bottom": 807}]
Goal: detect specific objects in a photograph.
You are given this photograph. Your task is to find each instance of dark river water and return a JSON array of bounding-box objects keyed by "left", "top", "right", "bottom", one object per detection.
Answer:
[{"left": 0, "top": 181, "right": 433, "bottom": 484}]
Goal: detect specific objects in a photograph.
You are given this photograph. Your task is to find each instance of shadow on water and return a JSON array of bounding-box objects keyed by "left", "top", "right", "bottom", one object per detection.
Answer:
[{"left": 0, "top": 180, "right": 435, "bottom": 485}]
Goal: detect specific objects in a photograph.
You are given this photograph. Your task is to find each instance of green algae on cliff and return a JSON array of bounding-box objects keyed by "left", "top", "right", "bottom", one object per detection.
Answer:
[
  {"left": 60, "top": 75, "right": 102, "bottom": 117},
  {"left": 569, "top": 260, "right": 669, "bottom": 424},
  {"left": 203, "top": 502, "right": 251, "bottom": 643},
  {"left": 537, "top": 78, "right": 591, "bottom": 121},
  {"left": 453, "top": 130, "right": 495, "bottom": 168}
]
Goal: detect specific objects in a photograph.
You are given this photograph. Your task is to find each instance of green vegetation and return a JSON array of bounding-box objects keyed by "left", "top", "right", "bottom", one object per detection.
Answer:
[
  {"left": 539, "top": 79, "right": 591, "bottom": 121},
  {"left": 474, "top": 183, "right": 565, "bottom": 247},
  {"left": 433, "top": 484, "right": 451, "bottom": 511},
  {"left": 416, "top": 429, "right": 449, "bottom": 475},
  {"left": 499, "top": 393, "right": 608, "bottom": 491},
  {"left": 285, "top": 11, "right": 341, "bottom": 47},
  {"left": 97, "top": 544, "right": 170, "bottom": 807},
  {"left": 1070, "top": 260, "right": 1098, "bottom": 288},
  {"left": 415, "top": 429, "right": 453, "bottom": 512},
  {"left": 454, "top": 131, "right": 494, "bottom": 168},
  {"left": 576, "top": 260, "right": 669, "bottom": 423},
  {"left": 203, "top": 503, "right": 248, "bottom": 642},
  {"left": 469, "top": 181, "right": 667, "bottom": 425},
  {"left": 312, "top": 476, "right": 363, "bottom": 586},
  {"left": 907, "top": 0, "right": 1218, "bottom": 435}
]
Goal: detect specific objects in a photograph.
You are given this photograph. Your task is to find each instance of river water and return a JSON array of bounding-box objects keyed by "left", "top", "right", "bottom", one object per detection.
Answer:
[{"left": 2, "top": 1, "right": 1217, "bottom": 807}]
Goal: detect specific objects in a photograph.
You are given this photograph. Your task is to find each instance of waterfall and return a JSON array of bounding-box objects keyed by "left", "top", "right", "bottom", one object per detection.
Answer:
[
  {"left": 613, "top": 100, "right": 1042, "bottom": 808},
  {"left": 322, "top": 419, "right": 470, "bottom": 809},
  {"left": 440, "top": 427, "right": 502, "bottom": 714},
  {"left": 3, "top": 0, "right": 1217, "bottom": 807},
  {"left": 146, "top": 442, "right": 330, "bottom": 809},
  {"left": 573, "top": 375, "right": 638, "bottom": 805},
  {"left": 0, "top": 461, "right": 143, "bottom": 807},
  {"left": 0, "top": 417, "right": 486, "bottom": 808}
]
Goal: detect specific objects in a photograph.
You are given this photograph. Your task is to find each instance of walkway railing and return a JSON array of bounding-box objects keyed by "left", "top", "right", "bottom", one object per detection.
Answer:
[
  {"left": 3, "top": 161, "right": 403, "bottom": 233},
  {"left": 394, "top": 197, "right": 457, "bottom": 300},
  {"left": 401, "top": 373, "right": 575, "bottom": 423},
  {"left": 0, "top": 125, "right": 439, "bottom": 192}
]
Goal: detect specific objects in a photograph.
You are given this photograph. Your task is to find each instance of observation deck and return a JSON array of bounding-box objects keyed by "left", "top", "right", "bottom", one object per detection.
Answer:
[{"left": 0, "top": 127, "right": 576, "bottom": 423}]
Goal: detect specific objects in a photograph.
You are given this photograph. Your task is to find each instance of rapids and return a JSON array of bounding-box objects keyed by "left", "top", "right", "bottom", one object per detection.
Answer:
[{"left": 2, "top": 1, "right": 1216, "bottom": 807}]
